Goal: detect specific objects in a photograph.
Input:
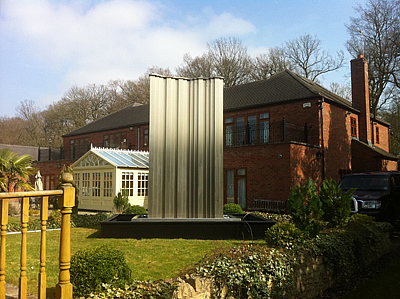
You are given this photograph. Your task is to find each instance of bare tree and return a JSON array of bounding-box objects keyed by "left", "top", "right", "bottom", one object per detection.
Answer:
[
  {"left": 16, "top": 100, "right": 47, "bottom": 146},
  {"left": 346, "top": 0, "right": 400, "bottom": 116},
  {"left": 329, "top": 82, "right": 352, "bottom": 102},
  {"left": 176, "top": 53, "right": 214, "bottom": 78},
  {"left": 208, "top": 37, "right": 252, "bottom": 87},
  {"left": 250, "top": 48, "right": 295, "bottom": 81},
  {"left": 283, "top": 34, "right": 345, "bottom": 81},
  {"left": 176, "top": 37, "right": 251, "bottom": 87},
  {"left": 0, "top": 116, "right": 26, "bottom": 145}
]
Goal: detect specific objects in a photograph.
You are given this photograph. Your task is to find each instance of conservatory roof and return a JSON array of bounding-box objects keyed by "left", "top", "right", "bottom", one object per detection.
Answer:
[{"left": 72, "top": 147, "right": 149, "bottom": 169}]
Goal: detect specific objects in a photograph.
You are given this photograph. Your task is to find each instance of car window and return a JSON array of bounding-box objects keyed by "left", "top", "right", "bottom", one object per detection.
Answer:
[{"left": 340, "top": 175, "right": 389, "bottom": 191}]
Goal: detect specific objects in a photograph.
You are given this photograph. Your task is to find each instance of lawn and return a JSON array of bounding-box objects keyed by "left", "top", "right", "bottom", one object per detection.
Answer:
[{"left": 3, "top": 227, "right": 243, "bottom": 297}]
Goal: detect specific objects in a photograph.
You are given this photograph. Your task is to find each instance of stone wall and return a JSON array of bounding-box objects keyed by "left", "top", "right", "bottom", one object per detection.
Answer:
[{"left": 175, "top": 233, "right": 391, "bottom": 299}]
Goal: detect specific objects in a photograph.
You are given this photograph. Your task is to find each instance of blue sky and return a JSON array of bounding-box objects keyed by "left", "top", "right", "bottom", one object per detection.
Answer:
[{"left": 0, "top": 0, "right": 367, "bottom": 118}]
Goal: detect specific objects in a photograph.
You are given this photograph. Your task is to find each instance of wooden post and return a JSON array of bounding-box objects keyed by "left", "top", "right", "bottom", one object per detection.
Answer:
[
  {"left": 38, "top": 196, "right": 48, "bottom": 299},
  {"left": 0, "top": 199, "right": 9, "bottom": 299},
  {"left": 19, "top": 197, "right": 29, "bottom": 299},
  {"left": 55, "top": 173, "right": 75, "bottom": 299}
]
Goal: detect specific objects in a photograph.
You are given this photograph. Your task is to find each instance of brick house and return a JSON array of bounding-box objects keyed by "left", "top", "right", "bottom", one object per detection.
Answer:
[{"left": 33, "top": 55, "right": 398, "bottom": 210}]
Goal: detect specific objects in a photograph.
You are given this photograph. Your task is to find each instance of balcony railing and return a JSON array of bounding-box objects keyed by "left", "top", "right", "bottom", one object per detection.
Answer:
[
  {"left": 224, "top": 117, "right": 308, "bottom": 147},
  {"left": 0, "top": 174, "right": 75, "bottom": 299},
  {"left": 38, "top": 142, "right": 135, "bottom": 162}
]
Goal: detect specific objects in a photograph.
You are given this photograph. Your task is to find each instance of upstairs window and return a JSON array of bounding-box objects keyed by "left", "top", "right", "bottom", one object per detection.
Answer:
[
  {"left": 350, "top": 117, "right": 357, "bottom": 137},
  {"left": 376, "top": 127, "right": 380, "bottom": 144},
  {"left": 225, "top": 118, "right": 234, "bottom": 146},
  {"left": 144, "top": 129, "right": 149, "bottom": 146}
]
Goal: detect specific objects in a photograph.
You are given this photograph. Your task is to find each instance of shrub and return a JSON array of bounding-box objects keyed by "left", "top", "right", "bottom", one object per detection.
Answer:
[
  {"left": 253, "top": 212, "right": 292, "bottom": 223},
  {"left": 319, "top": 179, "right": 355, "bottom": 228},
  {"left": 265, "top": 222, "right": 305, "bottom": 250},
  {"left": 71, "top": 213, "right": 111, "bottom": 227},
  {"left": 348, "top": 213, "right": 373, "bottom": 223},
  {"left": 88, "top": 281, "right": 178, "bottom": 299},
  {"left": 123, "top": 205, "right": 148, "bottom": 214},
  {"left": 70, "top": 246, "right": 132, "bottom": 297},
  {"left": 288, "top": 178, "right": 324, "bottom": 237},
  {"left": 197, "top": 245, "right": 295, "bottom": 298},
  {"left": 29, "top": 209, "right": 40, "bottom": 216},
  {"left": 113, "top": 190, "right": 130, "bottom": 213},
  {"left": 223, "top": 203, "right": 244, "bottom": 214},
  {"left": 48, "top": 210, "right": 62, "bottom": 228}
]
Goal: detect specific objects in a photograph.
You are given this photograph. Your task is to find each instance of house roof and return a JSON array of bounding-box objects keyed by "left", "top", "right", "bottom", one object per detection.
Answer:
[
  {"left": 353, "top": 139, "right": 399, "bottom": 161},
  {"left": 63, "top": 104, "right": 149, "bottom": 137},
  {"left": 64, "top": 70, "right": 354, "bottom": 137},
  {"left": 72, "top": 147, "right": 149, "bottom": 168},
  {"left": 224, "top": 70, "right": 353, "bottom": 111}
]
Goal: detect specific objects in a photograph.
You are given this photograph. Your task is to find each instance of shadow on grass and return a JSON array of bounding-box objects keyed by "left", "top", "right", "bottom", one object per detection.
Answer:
[{"left": 86, "top": 229, "right": 102, "bottom": 239}]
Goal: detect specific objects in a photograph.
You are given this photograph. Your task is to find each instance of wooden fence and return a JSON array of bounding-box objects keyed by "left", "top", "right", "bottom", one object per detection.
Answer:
[{"left": 0, "top": 173, "right": 75, "bottom": 299}]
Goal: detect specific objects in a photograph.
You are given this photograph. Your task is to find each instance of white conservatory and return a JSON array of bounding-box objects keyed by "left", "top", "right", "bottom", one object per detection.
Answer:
[{"left": 71, "top": 147, "right": 149, "bottom": 211}]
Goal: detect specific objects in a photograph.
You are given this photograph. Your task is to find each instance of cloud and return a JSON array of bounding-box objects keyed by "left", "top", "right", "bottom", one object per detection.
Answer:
[{"left": 0, "top": 0, "right": 256, "bottom": 109}]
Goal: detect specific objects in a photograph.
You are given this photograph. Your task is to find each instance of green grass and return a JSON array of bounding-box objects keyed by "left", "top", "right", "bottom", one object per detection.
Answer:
[{"left": 2, "top": 227, "right": 242, "bottom": 297}]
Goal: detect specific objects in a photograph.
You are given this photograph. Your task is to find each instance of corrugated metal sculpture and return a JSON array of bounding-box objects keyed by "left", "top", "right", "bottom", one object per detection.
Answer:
[{"left": 149, "top": 75, "right": 224, "bottom": 218}]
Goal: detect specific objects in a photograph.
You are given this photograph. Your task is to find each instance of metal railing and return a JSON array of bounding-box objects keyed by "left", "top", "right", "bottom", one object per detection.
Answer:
[
  {"left": 0, "top": 175, "right": 75, "bottom": 299},
  {"left": 224, "top": 117, "right": 308, "bottom": 147},
  {"left": 38, "top": 142, "right": 136, "bottom": 161}
]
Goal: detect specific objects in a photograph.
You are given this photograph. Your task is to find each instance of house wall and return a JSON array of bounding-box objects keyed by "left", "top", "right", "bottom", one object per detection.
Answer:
[
  {"left": 63, "top": 124, "right": 150, "bottom": 153},
  {"left": 224, "top": 143, "right": 321, "bottom": 209},
  {"left": 371, "top": 121, "right": 390, "bottom": 152},
  {"left": 321, "top": 102, "right": 353, "bottom": 181},
  {"left": 33, "top": 159, "right": 76, "bottom": 190}
]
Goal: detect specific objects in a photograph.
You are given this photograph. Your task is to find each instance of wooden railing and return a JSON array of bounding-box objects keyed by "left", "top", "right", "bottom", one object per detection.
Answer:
[{"left": 0, "top": 173, "right": 75, "bottom": 299}]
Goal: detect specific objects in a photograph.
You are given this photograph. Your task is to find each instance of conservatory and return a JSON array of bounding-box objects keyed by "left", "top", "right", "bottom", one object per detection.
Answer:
[{"left": 71, "top": 147, "right": 149, "bottom": 211}]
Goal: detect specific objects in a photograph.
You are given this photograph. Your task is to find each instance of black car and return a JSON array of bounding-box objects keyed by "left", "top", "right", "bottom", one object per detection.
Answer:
[{"left": 339, "top": 172, "right": 400, "bottom": 223}]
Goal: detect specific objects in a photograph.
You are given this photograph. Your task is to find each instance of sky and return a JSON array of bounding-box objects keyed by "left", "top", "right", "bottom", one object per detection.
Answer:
[{"left": 0, "top": 0, "right": 368, "bottom": 118}]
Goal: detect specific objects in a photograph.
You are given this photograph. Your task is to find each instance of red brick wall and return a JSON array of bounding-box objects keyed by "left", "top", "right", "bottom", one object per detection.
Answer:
[
  {"left": 372, "top": 121, "right": 390, "bottom": 152},
  {"left": 63, "top": 124, "right": 150, "bottom": 153},
  {"left": 224, "top": 143, "right": 322, "bottom": 209}
]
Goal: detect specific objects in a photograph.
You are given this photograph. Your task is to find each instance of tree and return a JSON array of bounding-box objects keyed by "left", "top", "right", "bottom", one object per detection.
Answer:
[
  {"left": 283, "top": 34, "right": 345, "bottom": 81},
  {"left": 380, "top": 90, "right": 400, "bottom": 156},
  {"left": 0, "top": 116, "right": 27, "bottom": 145},
  {"left": 16, "top": 100, "right": 46, "bottom": 146},
  {"left": 176, "top": 37, "right": 252, "bottom": 87},
  {"left": 329, "top": 82, "right": 352, "bottom": 102},
  {"left": 0, "top": 148, "right": 35, "bottom": 192},
  {"left": 250, "top": 48, "right": 295, "bottom": 81},
  {"left": 346, "top": 0, "right": 400, "bottom": 116}
]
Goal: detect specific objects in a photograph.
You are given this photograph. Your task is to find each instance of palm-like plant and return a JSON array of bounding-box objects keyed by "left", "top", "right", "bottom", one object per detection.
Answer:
[{"left": 0, "top": 148, "right": 35, "bottom": 192}]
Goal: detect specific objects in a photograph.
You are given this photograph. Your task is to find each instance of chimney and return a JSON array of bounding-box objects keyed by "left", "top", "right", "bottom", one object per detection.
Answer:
[{"left": 351, "top": 54, "right": 371, "bottom": 144}]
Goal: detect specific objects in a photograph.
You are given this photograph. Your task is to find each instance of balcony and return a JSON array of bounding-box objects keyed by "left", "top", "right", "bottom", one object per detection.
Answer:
[{"left": 225, "top": 117, "right": 308, "bottom": 147}]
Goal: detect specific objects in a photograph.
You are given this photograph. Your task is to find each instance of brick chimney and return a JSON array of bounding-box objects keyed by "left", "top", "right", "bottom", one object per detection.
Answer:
[{"left": 351, "top": 55, "right": 371, "bottom": 144}]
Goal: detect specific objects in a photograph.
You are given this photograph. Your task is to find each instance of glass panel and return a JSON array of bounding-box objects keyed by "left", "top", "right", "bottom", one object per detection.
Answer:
[
  {"left": 248, "top": 115, "right": 257, "bottom": 144},
  {"left": 260, "top": 121, "right": 269, "bottom": 144},
  {"left": 260, "top": 113, "right": 269, "bottom": 119},
  {"left": 237, "top": 169, "right": 245, "bottom": 176},
  {"left": 236, "top": 117, "right": 245, "bottom": 145},
  {"left": 225, "top": 118, "right": 233, "bottom": 124},
  {"left": 237, "top": 178, "right": 246, "bottom": 209},
  {"left": 225, "top": 125, "right": 233, "bottom": 146},
  {"left": 226, "top": 170, "right": 234, "bottom": 204}
]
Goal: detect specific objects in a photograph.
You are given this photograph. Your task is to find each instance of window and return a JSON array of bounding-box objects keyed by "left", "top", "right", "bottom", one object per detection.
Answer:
[
  {"left": 351, "top": 117, "right": 357, "bottom": 137},
  {"left": 225, "top": 168, "right": 246, "bottom": 209},
  {"left": 103, "top": 172, "right": 113, "bottom": 197},
  {"left": 260, "top": 113, "right": 269, "bottom": 119},
  {"left": 376, "top": 127, "right": 380, "bottom": 144},
  {"left": 225, "top": 118, "right": 234, "bottom": 146},
  {"left": 74, "top": 173, "right": 80, "bottom": 196},
  {"left": 92, "top": 173, "right": 101, "bottom": 197},
  {"left": 260, "top": 120, "right": 270, "bottom": 143},
  {"left": 144, "top": 129, "right": 149, "bottom": 146},
  {"left": 82, "top": 173, "right": 90, "bottom": 196},
  {"left": 236, "top": 117, "right": 245, "bottom": 145},
  {"left": 247, "top": 115, "right": 257, "bottom": 144},
  {"left": 137, "top": 172, "right": 148, "bottom": 196},
  {"left": 104, "top": 132, "right": 128, "bottom": 149},
  {"left": 122, "top": 171, "right": 135, "bottom": 196}
]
